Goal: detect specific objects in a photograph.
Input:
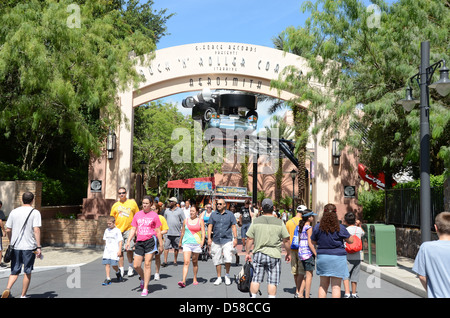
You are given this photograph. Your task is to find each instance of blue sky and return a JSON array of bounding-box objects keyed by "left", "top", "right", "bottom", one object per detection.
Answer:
[{"left": 150, "top": 0, "right": 310, "bottom": 130}]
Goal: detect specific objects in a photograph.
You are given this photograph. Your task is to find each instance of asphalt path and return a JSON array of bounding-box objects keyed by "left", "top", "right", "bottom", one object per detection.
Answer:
[{"left": 0, "top": 251, "right": 420, "bottom": 300}]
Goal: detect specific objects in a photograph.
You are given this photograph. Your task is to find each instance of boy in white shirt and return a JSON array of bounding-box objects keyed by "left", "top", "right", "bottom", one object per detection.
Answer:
[{"left": 102, "top": 216, "right": 123, "bottom": 285}]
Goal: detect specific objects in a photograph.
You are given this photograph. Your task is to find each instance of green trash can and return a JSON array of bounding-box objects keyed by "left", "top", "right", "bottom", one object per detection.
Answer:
[
  {"left": 369, "top": 224, "right": 397, "bottom": 266},
  {"left": 362, "top": 223, "right": 372, "bottom": 264}
]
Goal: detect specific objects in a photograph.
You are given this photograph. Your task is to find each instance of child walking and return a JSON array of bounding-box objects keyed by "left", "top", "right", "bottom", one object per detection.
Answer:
[
  {"left": 102, "top": 216, "right": 123, "bottom": 285},
  {"left": 298, "top": 211, "right": 317, "bottom": 298}
]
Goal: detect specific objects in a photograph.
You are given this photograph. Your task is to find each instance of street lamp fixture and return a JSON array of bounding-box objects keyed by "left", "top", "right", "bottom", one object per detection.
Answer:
[
  {"left": 396, "top": 86, "right": 419, "bottom": 112},
  {"left": 106, "top": 129, "right": 116, "bottom": 160},
  {"left": 428, "top": 60, "right": 450, "bottom": 96},
  {"left": 332, "top": 133, "right": 341, "bottom": 166},
  {"left": 397, "top": 41, "right": 450, "bottom": 243},
  {"left": 290, "top": 169, "right": 297, "bottom": 215}
]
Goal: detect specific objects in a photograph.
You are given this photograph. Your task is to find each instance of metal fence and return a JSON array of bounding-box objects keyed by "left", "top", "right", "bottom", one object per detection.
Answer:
[{"left": 385, "top": 187, "right": 444, "bottom": 229}]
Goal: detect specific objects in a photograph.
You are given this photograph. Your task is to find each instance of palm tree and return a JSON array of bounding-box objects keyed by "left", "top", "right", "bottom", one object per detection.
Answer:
[
  {"left": 265, "top": 114, "right": 294, "bottom": 203},
  {"left": 269, "top": 34, "right": 312, "bottom": 206}
]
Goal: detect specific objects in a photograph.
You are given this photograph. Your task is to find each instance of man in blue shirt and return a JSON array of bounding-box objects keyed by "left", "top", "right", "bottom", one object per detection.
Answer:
[
  {"left": 413, "top": 211, "right": 450, "bottom": 298},
  {"left": 207, "top": 198, "right": 237, "bottom": 286}
]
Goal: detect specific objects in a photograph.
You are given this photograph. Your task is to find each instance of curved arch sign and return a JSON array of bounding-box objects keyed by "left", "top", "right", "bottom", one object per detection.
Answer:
[
  {"left": 90, "top": 42, "right": 315, "bottom": 200},
  {"left": 133, "top": 42, "right": 310, "bottom": 104}
]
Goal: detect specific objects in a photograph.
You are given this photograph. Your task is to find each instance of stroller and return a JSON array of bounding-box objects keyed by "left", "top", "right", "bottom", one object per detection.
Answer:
[{"left": 200, "top": 242, "right": 211, "bottom": 262}]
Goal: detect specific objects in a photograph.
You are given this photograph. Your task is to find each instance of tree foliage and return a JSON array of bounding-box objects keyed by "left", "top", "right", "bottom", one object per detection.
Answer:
[
  {"left": 272, "top": 0, "right": 450, "bottom": 181},
  {"left": 133, "top": 102, "right": 221, "bottom": 197},
  {"left": 0, "top": 0, "right": 172, "bottom": 170}
]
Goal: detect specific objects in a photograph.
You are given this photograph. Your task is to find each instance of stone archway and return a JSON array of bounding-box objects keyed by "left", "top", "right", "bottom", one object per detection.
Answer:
[{"left": 82, "top": 42, "right": 335, "bottom": 218}]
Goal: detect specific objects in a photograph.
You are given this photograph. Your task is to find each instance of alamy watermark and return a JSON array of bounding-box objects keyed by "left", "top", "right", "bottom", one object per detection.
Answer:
[
  {"left": 366, "top": 4, "right": 381, "bottom": 29},
  {"left": 66, "top": 3, "right": 81, "bottom": 29},
  {"left": 66, "top": 266, "right": 81, "bottom": 289}
]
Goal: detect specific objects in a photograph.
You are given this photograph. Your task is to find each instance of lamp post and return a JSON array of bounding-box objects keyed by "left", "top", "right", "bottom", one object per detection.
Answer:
[
  {"left": 139, "top": 160, "right": 147, "bottom": 195},
  {"left": 397, "top": 41, "right": 450, "bottom": 243},
  {"left": 290, "top": 169, "right": 297, "bottom": 215},
  {"left": 106, "top": 129, "right": 116, "bottom": 160}
]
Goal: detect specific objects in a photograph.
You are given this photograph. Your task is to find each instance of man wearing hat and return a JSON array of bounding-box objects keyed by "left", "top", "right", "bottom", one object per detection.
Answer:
[
  {"left": 245, "top": 198, "right": 291, "bottom": 298},
  {"left": 162, "top": 197, "right": 185, "bottom": 267}
]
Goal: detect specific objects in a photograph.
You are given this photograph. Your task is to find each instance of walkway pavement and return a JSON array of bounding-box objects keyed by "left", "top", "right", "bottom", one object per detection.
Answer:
[{"left": 0, "top": 245, "right": 426, "bottom": 298}]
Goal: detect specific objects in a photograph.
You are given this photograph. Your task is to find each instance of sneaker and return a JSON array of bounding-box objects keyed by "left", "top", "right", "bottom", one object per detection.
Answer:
[
  {"left": 154, "top": 273, "right": 160, "bottom": 281},
  {"left": 141, "top": 289, "right": 148, "bottom": 297},
  {"left": 178, "top": 281, "right": 186, "bottom": 288},
  {"left": 224, "top": 275, "right": 231, "bottom": 285},
  {"left": 214, "top": 277, "right": 222, "bottom": 285},
  {"left": 116, "top": 271, "right": 123, "bottom": 282},
  {"left": 351, "top": 294, "right": 359, "bottom": 298},
  {"left": 139, "top": 279, "right": 144, "bottom": 290},
  {"left": 102, "top": 279, "right": 112, "bottom": 286},
  {"left": 128, "top": 267, "right": 135, "bottom": 277}
]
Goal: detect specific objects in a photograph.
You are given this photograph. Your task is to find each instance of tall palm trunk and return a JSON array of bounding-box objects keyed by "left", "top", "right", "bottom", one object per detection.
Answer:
[{"left": 292, "top": 105, "right": 310, "bottom": 206}]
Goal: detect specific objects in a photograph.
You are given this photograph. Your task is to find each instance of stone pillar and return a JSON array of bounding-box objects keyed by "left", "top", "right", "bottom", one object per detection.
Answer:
[{"left": 14, "top": 180, "right": 42, "bottom": 209}]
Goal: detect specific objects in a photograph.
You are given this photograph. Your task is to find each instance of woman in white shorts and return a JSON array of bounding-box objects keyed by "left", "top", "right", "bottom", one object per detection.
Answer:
[{"left": 178, "top": 206, "right": 205, "bottom": 287}]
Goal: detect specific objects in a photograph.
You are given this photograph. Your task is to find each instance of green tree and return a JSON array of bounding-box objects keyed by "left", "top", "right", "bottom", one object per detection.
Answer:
[
  {"left": 133, "top": 101, "right": 221, "bottom": 197},
  {"left": 0, "top": 0, "right": 172, "bottom": 170},
  {"left": 272, "top": 0, "right": 450, "bottom": 182}
]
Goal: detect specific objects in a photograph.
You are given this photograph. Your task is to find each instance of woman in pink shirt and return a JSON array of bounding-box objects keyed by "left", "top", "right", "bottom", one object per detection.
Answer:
[{"left": 125, "top": 196, "right": 163, "bottom": 296}]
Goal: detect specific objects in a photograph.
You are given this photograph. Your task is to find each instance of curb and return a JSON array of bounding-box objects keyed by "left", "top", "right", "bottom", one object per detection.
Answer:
[{"left": 361, "top": 262, "right": 426, "bottom": 298}]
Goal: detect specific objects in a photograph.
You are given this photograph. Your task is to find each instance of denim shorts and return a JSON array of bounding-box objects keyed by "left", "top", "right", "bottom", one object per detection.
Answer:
[
  {"left": 102, "top": 258, "right": 119, "bottom": 266},
  {"left": 301, "top": 256, "right": 315, "bottom": 272},
  {"left": 11, "top": 249, "right": 35, "bottom": 275}
]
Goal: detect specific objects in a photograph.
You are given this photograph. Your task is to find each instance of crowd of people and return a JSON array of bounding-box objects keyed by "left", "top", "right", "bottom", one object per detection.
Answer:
[{"left": 1, "top": 189, "right": 450, "bottom": 298}]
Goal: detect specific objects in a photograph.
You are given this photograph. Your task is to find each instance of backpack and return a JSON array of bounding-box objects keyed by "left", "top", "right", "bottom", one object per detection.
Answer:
[
  {"left": 235, "top": 261, "right": 261, "bottom": 296},
  {"left": 290, "top": 224, "right": 300, "bottom": 250},
  {"left": 345, "top": 233, "right": 362, "bottom": 254}
]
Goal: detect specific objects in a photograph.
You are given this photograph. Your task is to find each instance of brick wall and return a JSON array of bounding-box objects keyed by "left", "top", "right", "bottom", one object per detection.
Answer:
[{"left": 41, "top": 217, "right": 108, "bottom": 248}]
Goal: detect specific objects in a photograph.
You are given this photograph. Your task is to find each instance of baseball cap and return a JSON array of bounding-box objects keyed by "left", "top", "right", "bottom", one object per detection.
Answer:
[
  {"left": 180, "top": 202, "right": 185, "bottom": 206},
  {"left": 297, "top": 205, "right": 308, "bottom": 212},
  {"left": 261, "top": 198, "right": 274, "bottom": 212},
  {"left": 169, "top": 197, "right": 178, "bottom": 203},
  {"left": 303, "top": 211, "right": 317, "bottom": 217}
]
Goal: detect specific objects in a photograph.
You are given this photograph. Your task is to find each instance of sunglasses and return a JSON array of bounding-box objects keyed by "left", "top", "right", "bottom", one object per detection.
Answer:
[
  {"left": 217, "top": 203, "right": 224, "bottom": 205},
  {"left": 118, "top": 192, "right": 126, "bottom": 195}
]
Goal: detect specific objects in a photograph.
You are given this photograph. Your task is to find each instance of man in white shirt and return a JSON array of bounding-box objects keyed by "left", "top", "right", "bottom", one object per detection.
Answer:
[{"left": 2, "top": 192, "right": 42, "bottom": 298}]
